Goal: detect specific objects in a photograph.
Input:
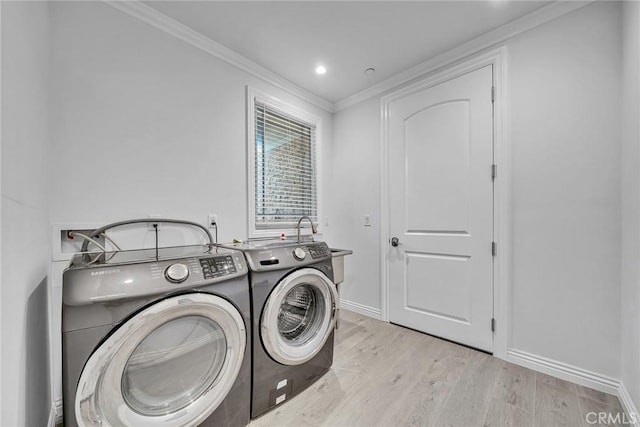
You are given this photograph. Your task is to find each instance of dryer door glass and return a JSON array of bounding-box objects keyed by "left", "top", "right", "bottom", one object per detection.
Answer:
[
  {"left": 278, "top": 284, "right": 325, "bottom": 344},
  {"left": 262, "top": 268, "right": 338, "bottom": 365},
  {"left": 121, "top": 315, "right": 227, "bottom": 416},
  {"left": 75, "top": 293, "right": 246, "bottom": 427}
]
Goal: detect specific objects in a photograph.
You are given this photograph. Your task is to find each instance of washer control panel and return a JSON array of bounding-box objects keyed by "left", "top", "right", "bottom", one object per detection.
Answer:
[{"left": 199, "top": 255, "right": 238, "bottom": 280}]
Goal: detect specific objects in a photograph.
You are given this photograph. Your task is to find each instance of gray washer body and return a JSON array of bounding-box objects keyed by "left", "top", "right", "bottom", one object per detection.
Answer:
[
  {"left": 62, "top": 245, "right": 251, "bottom": 427},
  {"left": 218, "top": 240, "right": 335, "bottom": 419}
]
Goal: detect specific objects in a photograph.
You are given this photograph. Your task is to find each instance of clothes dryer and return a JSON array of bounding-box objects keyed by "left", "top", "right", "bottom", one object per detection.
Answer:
[
  {"left": 62, "top": 245, "right": 251, "bottom": 427},
  {"left": 220, "top": 240, "right": 337, "bottom": 418}
]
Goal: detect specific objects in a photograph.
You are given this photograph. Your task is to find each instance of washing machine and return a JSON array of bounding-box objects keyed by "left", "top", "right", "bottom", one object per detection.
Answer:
[
  {"left": 62, "top": 244, "right": 251, "bottom": 427},
  {"left": 220, "top": 240, "right": 337, "bottom": 418}
]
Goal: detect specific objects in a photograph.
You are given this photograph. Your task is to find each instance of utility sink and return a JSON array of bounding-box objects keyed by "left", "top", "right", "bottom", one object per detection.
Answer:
[{"left": 330, "top": 248, "right": 353, "bottom": 284}]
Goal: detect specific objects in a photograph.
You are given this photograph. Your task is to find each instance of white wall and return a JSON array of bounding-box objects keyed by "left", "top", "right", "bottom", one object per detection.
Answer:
[
  {"left": 507, "top": 0, "right": 621, "bottom": 378},
  {"left": 1, "top": 2, "right": 52, "bottom": 426},
  {"left": 1, "top": 4, "right": 3, "bottom": 421},
  {"left": 621, "top": 0, "right": 640, "bottom": 410},
  {"left": 50, "top": 1, "right": 332, "bottom": 240},
  {"left": 48, "top": 1, "right": 333, "bottom": 407},
  {"left": 331, "top": 1, "right": 622, "bottom": 380},
  {"left": 1, "top": 4, "right": 4, "bottom": 422},
  {"left": 327, "top": 96, "right": 381, "bottom": 314}
]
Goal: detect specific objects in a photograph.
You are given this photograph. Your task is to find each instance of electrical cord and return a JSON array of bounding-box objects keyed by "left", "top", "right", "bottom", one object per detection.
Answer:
[
  {"left": 100, "top": 232, "right": 122, "bottom": 251},
  {"left": 70, "top": 231, "right": 108, "bottom": 266},
  {"left": 86, "top": 253, "right": 105, "bottom": 266},
  {"left": 70, "top": 232, "right": 107, "bottom": 252},
  {"left": 70, "top": 231, "right": 123, "bottom": 265}
]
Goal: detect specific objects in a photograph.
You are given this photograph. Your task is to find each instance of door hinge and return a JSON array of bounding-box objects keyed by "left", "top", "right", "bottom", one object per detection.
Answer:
[
  {"left": 491, "top": 164, "right": 497, "bottom": 182},
  {"left": 491, "top": 318, "right": 496, "bottom": 332},
  {"left": 491, "top": 241, "right": 497, "bottom": 257},
  {"left": 491, "top": 86, "right": 495, "bottom": 103}
]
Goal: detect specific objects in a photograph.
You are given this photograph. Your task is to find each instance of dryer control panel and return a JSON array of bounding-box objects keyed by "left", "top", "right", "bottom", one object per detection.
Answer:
[
  {"left": 305, "top": 244, "right": 330, "bottom": 259},
  {"left": 232, "top": 241, "right": 332, "bottom": 272}
]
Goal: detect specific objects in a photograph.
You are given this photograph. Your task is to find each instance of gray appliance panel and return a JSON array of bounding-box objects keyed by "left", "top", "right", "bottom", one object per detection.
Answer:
[
  {"left": 252, "top": 331, "right": 334, "bottom": 418},
  {"left": 219, "top": 241, "right": 331, "bottom": 272},
  {"left": 248, "top": 260, "right": 335, "bottom": 418},
  {"left": 63, "top": 250, "right": 247, "bottom": 308},
  {"left": 62, "top": 286, "right": 252, "bottom": 427},
  {"left": 63, "top": 275, "right": 250, "bottom": 332}
]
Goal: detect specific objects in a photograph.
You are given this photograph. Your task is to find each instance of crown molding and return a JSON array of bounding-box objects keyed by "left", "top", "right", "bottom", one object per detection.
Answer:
[
  {"left": 105, "top": 0, "right": 594, "bottom": 114},
  {"left": 104, "top": 1, "right": 334, "bottom": 113},
  {"left": 334, "top": 0, "right": 594, "bottom": 112}
]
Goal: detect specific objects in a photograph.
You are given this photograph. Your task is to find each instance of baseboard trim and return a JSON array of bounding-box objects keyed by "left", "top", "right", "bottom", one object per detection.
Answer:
[
  {"left": 618, "top": 381, "right": 640, "bottom": 427},
  {"left": 340, "top": 299, "right": 382, "bottom": 320},
  {"left": 507, "top": 348, "right": 619, "bottom": 396},
  {"left": 509, "top": 348, "right": 640, "bottom": 424}
]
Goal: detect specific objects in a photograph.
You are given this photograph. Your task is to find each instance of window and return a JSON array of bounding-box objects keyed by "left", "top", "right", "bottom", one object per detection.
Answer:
[{"left": 247, "top": 88, "right": 320, "bottom": 238}]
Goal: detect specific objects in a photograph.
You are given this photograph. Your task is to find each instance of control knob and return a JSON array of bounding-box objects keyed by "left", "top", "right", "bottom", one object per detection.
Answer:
[
  {"left": 293, "top": 247, "right": 306, "bottom": 261},
  {"left": 165, "top": 263, "right": 190, "bottom": 283}
]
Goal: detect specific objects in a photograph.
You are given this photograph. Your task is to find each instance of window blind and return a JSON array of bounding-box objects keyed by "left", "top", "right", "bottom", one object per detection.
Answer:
[{"left": 254, "top": 100, "right": 318, "bottom": 229}]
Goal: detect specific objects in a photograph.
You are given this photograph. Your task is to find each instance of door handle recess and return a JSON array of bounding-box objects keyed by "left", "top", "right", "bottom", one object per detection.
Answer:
[{"left": 391, "top": 237, "right": 400, "bottom": 247}]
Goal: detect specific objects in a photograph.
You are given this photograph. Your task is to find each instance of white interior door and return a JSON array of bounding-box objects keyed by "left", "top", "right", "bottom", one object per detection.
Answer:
[{"left": 387, "top": 65, "right": 494, "bottom": 352}]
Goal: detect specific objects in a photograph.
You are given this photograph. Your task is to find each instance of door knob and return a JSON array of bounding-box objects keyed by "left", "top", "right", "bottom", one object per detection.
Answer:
[{"left": 391, "top": 237, "right": 400, "bottom": 247}]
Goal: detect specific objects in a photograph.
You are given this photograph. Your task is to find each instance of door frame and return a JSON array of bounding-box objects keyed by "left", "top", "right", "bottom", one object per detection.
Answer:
[{"left": 379, "top": 47, "right": 509, "bottom": 360}]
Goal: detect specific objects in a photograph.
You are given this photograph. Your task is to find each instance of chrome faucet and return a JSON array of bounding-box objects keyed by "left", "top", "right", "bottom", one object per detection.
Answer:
[{"left": 297, "top": 216, "right": 317, "bottom": 242}]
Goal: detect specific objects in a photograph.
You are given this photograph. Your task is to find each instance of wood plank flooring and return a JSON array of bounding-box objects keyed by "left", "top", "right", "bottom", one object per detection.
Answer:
[{"left": 250, "top": 310, "right": 625, "bottom": 427}]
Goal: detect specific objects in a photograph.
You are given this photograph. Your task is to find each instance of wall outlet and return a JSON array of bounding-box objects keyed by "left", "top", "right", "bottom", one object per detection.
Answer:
[{"left": 208, "top": 214, "right": 218, "bottom": 228}]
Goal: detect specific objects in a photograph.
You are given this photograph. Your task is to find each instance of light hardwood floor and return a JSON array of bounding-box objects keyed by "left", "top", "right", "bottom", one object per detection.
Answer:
[{"left": 250, "top": 309, "right": 625, "bottom": 427}]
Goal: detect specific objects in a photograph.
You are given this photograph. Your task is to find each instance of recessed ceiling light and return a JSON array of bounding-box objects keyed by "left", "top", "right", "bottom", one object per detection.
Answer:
[
  {"left": 365, "top": 67, "right": 376, "bottom": 75},
  {"left": 315, "top": 65, "right": 327, "bottom": 75}
]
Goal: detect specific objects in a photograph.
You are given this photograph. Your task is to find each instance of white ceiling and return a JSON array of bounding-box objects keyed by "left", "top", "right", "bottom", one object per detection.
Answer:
[{"left": 144, "top": 1, "right": 551, "bottom": 104}]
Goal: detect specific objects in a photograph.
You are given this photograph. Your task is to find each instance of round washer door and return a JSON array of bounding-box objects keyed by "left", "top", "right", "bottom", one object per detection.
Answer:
[
  {"left": 261, "top": 268, "right": 338, "bottom": 365},
  {"left": 75, "top": 293, "right": 246, "bottom": 427}
]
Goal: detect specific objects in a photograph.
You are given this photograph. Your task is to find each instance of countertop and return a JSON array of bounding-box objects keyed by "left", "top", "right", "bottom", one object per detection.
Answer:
[{"left": 330, "top": 248, "right": 353, "bottom": 257}]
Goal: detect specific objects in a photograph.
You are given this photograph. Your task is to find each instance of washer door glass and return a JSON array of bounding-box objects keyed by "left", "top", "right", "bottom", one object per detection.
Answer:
[
  {"left": 75, "top": 293, "right": 246, "bottom": 427},
  {"left": 121, "top": 315, "right": 227, "bottom": 416},
  {"left": 262, "top": 268, "right": 337, "bottom": 365}
]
